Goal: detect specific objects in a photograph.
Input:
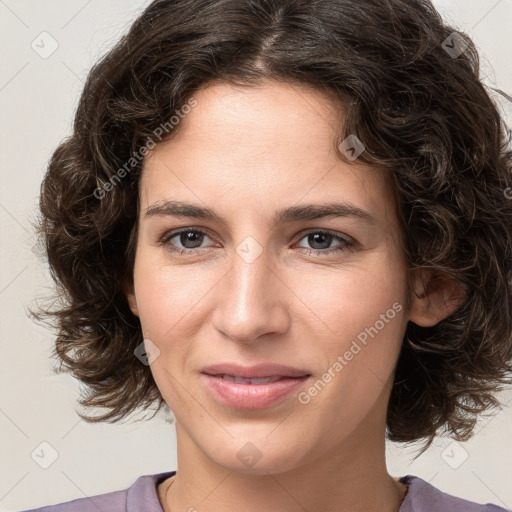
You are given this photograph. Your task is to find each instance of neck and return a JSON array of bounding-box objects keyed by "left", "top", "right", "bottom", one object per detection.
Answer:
[{"left": 159, "top": 409, "right": 407, "bottom": 512}]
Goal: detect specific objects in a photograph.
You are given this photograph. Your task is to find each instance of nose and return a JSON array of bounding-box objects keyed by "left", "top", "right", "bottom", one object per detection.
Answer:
[{"left": 212, "top": 237, "right": 291, "bottom": 345}]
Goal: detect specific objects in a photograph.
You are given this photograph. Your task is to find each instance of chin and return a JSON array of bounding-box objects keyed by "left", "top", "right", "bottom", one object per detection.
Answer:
[{"left": 202, "top": 434, "right": 310, "bottom": 476}]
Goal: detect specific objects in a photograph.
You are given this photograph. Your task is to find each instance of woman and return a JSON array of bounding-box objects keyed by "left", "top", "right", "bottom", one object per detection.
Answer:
[{"left": 23, "top": 0, "right": 512, "bottom": 510}]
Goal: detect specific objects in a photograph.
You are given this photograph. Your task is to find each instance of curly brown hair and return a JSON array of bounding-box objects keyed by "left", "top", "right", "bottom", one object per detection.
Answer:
[{"left": 31, "top": 0, "right": 512, "bottom": 455}]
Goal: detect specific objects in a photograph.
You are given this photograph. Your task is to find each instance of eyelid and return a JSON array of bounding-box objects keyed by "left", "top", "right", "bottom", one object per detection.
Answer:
[
  {"left": 159, "top": 226, "right": 356, "bottom": 254},
  {"left": 159, "top": 226, "right": 218, "bottom": 246},
  {"left": 294, "top": 227, "right": 354, "bottom": 245}
]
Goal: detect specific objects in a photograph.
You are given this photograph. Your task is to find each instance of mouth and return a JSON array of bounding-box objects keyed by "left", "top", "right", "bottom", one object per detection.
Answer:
[
  {"left": 201, "top": 362, "right": 311, "bottom": 379},
  {"left": 200, "top": 363, "right": 311, "bottom": 409},
  {"left": 214, "top": 374, "right": 289, "bottom": 384}
]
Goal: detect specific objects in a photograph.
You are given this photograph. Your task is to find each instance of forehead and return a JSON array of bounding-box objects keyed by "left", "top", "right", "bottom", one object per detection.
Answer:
[
  {"left": 173, "top": 78, "right": 344, "bottom": 143},
  {"left": 140, "top": 79, "right": 398, "bottom": 226}
]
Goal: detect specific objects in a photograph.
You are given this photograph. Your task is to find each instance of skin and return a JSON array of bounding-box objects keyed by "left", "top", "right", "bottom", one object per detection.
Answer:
[{"left": 125, "top": 79, "right": 464, "bottom": 512}]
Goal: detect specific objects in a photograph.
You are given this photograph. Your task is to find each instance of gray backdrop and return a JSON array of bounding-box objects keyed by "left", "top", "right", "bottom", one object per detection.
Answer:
[{"left": 0, "top": 0, "right": 511, "bottom": 510}]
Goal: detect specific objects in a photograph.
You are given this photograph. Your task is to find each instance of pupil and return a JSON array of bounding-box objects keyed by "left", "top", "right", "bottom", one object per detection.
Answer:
[
  {"left": 310, "top": 233, "right": 331, "bottom": 249},
  {"left": 182, "top": 231, "right": 202, "bottom": 248}
]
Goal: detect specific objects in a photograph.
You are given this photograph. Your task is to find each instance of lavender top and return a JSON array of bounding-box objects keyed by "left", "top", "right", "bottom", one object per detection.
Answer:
[{"left": 18, "top": 471, "right": 510, "bottom": 512}]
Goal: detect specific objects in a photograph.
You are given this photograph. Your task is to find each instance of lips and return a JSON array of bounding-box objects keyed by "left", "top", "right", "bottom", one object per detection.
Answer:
[
  {"left": 219, "top": 375, "right": 284, "bottom": 384},
  {"left": 200, "top": 363, "right": 311, "bottom": 409},
  {"left": 201, "top": 362, "right": 310, "bottom": 379}
]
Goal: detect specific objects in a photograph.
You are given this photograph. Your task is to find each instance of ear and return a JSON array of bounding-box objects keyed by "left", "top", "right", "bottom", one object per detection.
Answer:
[
  {"left": 123, "top": 278, "right": 139, "bottom": 317},
  {"left": 408, "top": 269, "right": 466, "bottom": 327}
]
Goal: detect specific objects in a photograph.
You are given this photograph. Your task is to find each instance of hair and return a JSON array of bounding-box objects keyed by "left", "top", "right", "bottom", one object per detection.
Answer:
[{"left": 30, "top": 0, "right": 512, "bottom": 455}]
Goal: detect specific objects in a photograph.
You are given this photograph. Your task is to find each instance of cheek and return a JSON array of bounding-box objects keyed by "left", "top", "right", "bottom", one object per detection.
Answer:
[
  {"left": 290, "top": 250, "right": 408, "bottom": 342},
  {"left": 132, "top": 249, "right": 211, "bottom": 338},
  {"left": 132, "top": 254, "right": 206, "bottom": 410},
  {"left": 290, "top": 253, "right": 408, "bottom": 409},
  {"left": 298, "top": 268, "right": 406, "bottom": 430}
]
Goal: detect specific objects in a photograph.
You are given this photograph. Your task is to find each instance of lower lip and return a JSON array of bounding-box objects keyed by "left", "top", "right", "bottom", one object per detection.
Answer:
[{"left": 201, "top": 374, "right": 310, "bottom": 409}]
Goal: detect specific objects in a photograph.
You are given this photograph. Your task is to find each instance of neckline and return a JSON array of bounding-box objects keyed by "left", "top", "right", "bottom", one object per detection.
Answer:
[
  {"left": 397, "top": 475, "right": 412, "bottom": 510},
  {"left": 150, "top": 472, "right": 414, "bottom": 512}
]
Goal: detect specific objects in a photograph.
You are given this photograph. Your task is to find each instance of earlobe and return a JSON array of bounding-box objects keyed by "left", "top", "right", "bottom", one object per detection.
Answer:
[
  {"left": 123, "top": 280, "right": 139, "bottom": 317},
  {"left": 408, "top": 269, "right": 466, "bottom": 327}
]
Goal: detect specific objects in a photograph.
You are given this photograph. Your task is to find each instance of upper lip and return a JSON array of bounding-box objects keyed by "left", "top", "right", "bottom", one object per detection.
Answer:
[{"left": 201, "top": 363, "right": 310, "bottom": 379}]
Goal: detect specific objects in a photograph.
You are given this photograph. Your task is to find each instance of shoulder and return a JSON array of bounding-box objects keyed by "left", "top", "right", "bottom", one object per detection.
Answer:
[
  {"left": 399, "top": 475, "right": 510, "bottom": 512},
  {"left": 16, "top": 471, "right": 175, "bottom": 512}
]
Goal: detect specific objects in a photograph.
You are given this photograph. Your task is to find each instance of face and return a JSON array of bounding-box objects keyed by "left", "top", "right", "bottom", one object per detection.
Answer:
[{"left": 125, "top": 79, "right": 425, "bottom": 475}]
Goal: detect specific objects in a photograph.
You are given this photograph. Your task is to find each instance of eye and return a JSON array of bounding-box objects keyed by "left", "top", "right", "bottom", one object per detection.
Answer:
[
  {"left": 159, "top": 228, "right": 354, "bottom": 256},
  {"left": 295, "top": 230, "right": 354, "bottom": 256},
  {"left": 159, "top": 228, "right": 216, "bottom": 255}
]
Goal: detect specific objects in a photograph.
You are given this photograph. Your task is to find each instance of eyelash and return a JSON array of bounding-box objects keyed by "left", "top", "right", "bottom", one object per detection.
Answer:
[{"left": 158, "top": 227, "right": 355, "bottom": 257}]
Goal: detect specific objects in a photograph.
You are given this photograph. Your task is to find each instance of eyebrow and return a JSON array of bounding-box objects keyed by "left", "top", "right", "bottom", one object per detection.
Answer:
[{"left": 145, "top": 200, "right": 376, "bottom": 225}]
